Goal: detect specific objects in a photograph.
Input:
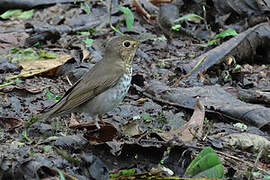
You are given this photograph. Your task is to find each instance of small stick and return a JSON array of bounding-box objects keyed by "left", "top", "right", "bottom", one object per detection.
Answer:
[
  {"left": 173, "top": 56, "right": 207, "bottom": 87},
  {"left": 66, "top": 75, "right": 73, "bottom": 86},
  {"left": 109, "top": 0, "right": 124, "bottom": 36}
]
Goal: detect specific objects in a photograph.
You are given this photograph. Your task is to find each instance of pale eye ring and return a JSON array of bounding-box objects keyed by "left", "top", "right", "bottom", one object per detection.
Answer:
[{"left": 123, "top": 40, "right": 131, "bottom": 48}]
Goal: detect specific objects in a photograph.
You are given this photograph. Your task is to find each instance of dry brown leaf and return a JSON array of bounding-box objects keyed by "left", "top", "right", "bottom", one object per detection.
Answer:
[
  {"left": 133, "top": 0, "right": 156, "bottom": 20},
  {"left": 221, "top": 132, "right": 270, "bottom": 156},
  {"left": 158, "top": 97, "right": 205, "bottom": 142},
  {"left": 82, "top": 46, "right": 90, "bottom": 62},
  {"left": 7, "top": 54, "right": 72, "bottom": 80},
  {"left": 180, "top": 96, "right": 205, "bottom": 142},
  {"left": 136, "top": 98, "right": 148, "bottom": 103},
  {"left": 0, "top": 116, "right": 23, "bottom": 130},
  {"left": 69, "top": 113, "right": 80, "bottom": 127},
  {"left": 122, "top": 120, "right": 141, "bottom": 137}
]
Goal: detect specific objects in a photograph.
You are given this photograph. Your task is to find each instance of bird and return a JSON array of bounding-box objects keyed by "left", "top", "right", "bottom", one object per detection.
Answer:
[{"left": 41, "top": 36, "right": 140, "bottom": 129}]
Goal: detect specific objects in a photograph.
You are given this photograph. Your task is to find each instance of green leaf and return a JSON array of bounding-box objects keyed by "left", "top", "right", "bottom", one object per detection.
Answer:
[
  {"left": 109, "top": 168, "right": 136, "bottom": 178},
  {"left": 121, "top": 168, "right": 136, "bottom": 175},
  {"left": 77, "top": 28, "right": 96, "bottom": 35},
  {"left": 225, "top": 74, "right": 231, "bottom": 80},
  {"left": 76, "top": 31, "right": 89, "bottom": 35},
  {"left": 44, "top": 145, "right": 52, "bottom": 152},
  {"left": 175, "top": 13, "right": 204, "bottom": 23},
  {"left": 233, "top": 64, "right": 242, "bottom": 71},
  {"left": 195, "top": 163, "right": 224, "bottom": 178},
  {"left": 0, "top": 9, "right": 22, "bottom": 19},
  {"left": 55, "top": 96, "right": 62, "bottom": 102},
  {"left": 18, "top": 9, "right": 34, "bottom": 19},
  {"left": 172, "top": 24, "right": 182, "bottom": 31},
  {"left": 185, "top": 147, "right": 224, "bottom": 178},
  {"left": 143, "top": 113, "right": 152, "bottom": 123},
  {"left": 111, "top": 25, "right": 124, "bottom": 36},
  {"left": 33, "top": 42, "right": 41, "bottom": 47},
  {"left": 117, "top": 6, "right": 134, "bottom": 30},
  {"left": 37, "top": 50, "right": 58, "bottom": 59},
  {"left": 46, "top": 88, "right": 54, "bottom": 100},
  {"left": 88, "top": 28, "right": 96, "bottom": 35},
  {"left": 15, "top": 78, "right": 22, "bottom": 85},
  {"left": 215, "top": 28, "right": 238, "bottom": 39},
  {"left": 0, "top": 9, "right": 34, "bottom": 20},
  {"left": 46, "top": 88, "right": 61, "bottom": 102},
  {"left": 11, "top": 48, "right": 58, "bottom": 63},
  {"left": 80, "top": 1, "right": 91, "bottom": 15},
  {"left": 207, "top": 40, "right": 218, "bottom": 46},
  {"left": 25, "top": 117, "right": 42, "bottom": 128},
  {"left": 83, "top": 38, "right": 94, "bottom": 47},
  {"left": 11, "top": 48, "right": 39, "bottom": 63},
  {"left": 10, "top": 48, "right": 20, "bottom": 54},
  {"left": 22, "top": 129, "right": 31, "bottom": 142}
]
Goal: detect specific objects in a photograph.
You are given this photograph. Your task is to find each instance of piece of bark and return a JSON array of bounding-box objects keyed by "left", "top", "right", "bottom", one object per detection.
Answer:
[
  {"left": 180, "top": 23, "right": 270, "bottom": 79},
  {"left": 146, "top": 80, "right": 270, "bottom": 132}
]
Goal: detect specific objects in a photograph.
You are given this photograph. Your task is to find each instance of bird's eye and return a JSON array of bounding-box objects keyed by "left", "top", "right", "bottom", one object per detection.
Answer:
[{"left": 123, "top": 41, "right": 131, "bottom": 48}]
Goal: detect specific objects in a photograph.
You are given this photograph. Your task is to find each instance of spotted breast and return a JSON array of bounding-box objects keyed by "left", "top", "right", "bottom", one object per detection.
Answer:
[{"left": 77, "top": 67, "right": 132, "bottom": 119}]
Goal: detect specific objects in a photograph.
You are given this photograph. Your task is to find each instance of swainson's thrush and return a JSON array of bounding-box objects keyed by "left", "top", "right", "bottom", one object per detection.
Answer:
[{"left": 42, "top": 36, "right": 140, "bottom": 128}]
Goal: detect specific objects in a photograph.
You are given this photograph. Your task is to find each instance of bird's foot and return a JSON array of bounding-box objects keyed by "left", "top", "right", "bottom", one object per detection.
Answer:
[{"left": 95, "top": 120, "right": 101, "bottom": 129}]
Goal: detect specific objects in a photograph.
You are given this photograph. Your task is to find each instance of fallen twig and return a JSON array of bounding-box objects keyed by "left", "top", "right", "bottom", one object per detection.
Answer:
[{"left": 173, "top": 56, "right": 207, "bottom": 87}]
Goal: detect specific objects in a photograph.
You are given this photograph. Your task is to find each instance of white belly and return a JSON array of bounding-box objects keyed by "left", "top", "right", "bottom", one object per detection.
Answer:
[{"left": 78, "top": 73, "right": 132, "bottom": 117}]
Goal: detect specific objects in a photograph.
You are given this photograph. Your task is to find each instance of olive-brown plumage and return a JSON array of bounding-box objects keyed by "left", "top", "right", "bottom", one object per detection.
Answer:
[{"left": 42, "top": 36, "right": 140, "bottom": 128}]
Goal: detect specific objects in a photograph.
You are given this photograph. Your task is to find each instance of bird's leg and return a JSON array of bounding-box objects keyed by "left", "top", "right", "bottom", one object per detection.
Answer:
[
  {"left": 71, "top": 113, "right": 80, "bottom": 123},
  {"left": 69, "top": 113, "right": 80, "bottom": 127},
  {"left": 98, "top": 115, "right": 105, "bottom": 126},
  {"left": 94, "top": 115, "right": 101, "bottom": 129}
]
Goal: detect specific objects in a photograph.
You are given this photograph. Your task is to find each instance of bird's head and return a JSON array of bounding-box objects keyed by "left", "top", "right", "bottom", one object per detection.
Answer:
[{"left": 104, "top": 36, "right": 140, "bottom": 67}]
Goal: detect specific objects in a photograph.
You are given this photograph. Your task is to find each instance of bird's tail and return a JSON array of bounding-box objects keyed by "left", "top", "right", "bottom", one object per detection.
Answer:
[{"left": 26, "top": 95, "right": 69, "bottom": 128}]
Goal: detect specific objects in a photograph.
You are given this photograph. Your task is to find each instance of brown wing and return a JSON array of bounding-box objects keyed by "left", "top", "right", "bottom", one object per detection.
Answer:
[{"left": 43, "top": 60, "right": 124, "bottom": 118}]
